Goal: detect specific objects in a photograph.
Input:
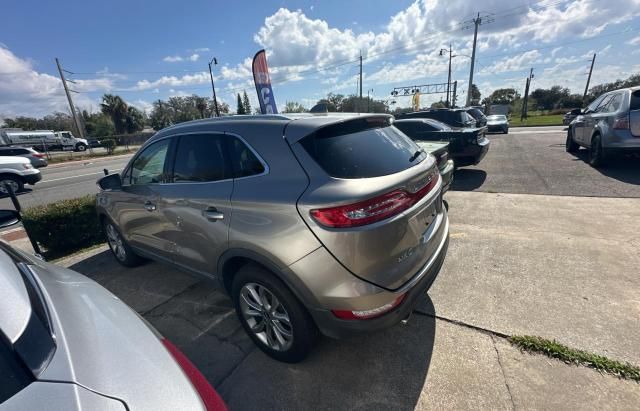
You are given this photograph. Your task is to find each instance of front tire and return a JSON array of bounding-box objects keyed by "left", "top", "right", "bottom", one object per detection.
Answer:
[
  {"left": 0, "top": 175, "right": 24, "bottom": 196},
  {"left": 589, "top": 134, "right": 606, "bottom": 167},
  {"left": 103, "top": 220, "right": 145, "bottom": 267},
  {"left": 232, "top": 264, "right": 318, "bottom": 363},
  {"left": 76, "top": 143, "right": 87, "bottom": 152},
  {"left": 566, "top": 129, "right": 579, "bottom": 153}
]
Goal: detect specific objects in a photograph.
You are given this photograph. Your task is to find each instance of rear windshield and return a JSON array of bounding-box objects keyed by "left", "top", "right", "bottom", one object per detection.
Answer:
[
  {"left": 631, "top": 90, "right": 640, "bottom": 111},
  {"left": 300, "top": 118, "right": 426, "bottom": 179}
]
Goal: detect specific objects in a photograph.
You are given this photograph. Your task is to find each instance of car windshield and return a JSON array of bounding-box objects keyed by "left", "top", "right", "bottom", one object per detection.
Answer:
[{"left": 487, "top": 115, "right": 506, "bottom": 121}]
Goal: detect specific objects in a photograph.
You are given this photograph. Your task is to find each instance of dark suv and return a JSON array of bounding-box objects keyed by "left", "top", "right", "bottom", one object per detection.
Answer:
[
  {"left": 96, "top": 114, "right": 449, "bottom": 362},
  {"left": 396, "top": 108, "right": 477, "bottom": 129}
]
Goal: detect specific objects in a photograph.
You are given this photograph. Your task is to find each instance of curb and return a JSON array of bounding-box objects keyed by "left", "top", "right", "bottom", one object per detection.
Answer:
[{"left": 46, "top": 152, "right": 135, "bottom": 168}]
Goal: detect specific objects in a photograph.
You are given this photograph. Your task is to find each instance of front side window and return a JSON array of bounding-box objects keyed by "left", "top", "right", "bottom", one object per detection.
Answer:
[
  {"left": 173, "top": 134, "right": 229, "bottom": 183},
  {"left": 130, "top": 139, "right": 170, "bottom": 185}
]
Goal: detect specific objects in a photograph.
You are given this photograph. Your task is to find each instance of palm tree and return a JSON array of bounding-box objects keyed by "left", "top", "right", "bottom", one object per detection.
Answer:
[{"left": 101, "top": 94, "right": 128, "bottom": 134}]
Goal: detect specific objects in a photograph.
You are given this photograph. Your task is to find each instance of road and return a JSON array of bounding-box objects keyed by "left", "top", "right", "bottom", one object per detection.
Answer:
[{"left": 0, "top": 154, "right": 133, "bottom": 210}]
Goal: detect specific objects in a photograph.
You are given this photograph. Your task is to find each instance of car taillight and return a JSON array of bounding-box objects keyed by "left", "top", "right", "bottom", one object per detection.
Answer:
[
  {"left": 32, "top": 153, "right": 45, "bottom": 158},
  {"left": 332, "top": 293, "right": 406, "bottom": 320},
  {"left": 310, "top": 171, "right": 440, "bottom": 228},
  {"left": 613, "top": 114, "right": 630, "bottom": 130},
  {"left": 161, "top": 338, "right": 228, "bottom": 411}
]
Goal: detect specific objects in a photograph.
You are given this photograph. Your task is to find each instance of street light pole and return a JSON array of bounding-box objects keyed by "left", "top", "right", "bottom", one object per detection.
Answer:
[
  {"left": 440, "top": 45, "right": 453, "bottom": 107},
  {"left": 208, "top": 57, "right": 220, "bottom": 117}
]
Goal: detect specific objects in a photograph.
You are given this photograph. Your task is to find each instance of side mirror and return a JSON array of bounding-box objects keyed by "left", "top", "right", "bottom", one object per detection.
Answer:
[
  {"left": 98, "top": 173, "right": 122, "bottom": 191},
  {"left": 0, "top": 209, "right": 20, "bottom": 229}
]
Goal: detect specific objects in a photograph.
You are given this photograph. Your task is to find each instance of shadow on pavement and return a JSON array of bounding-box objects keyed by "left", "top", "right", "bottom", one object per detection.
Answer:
[
  {"left": 572, "top": 150, "right": 640, "bottom": 185},
  {"left": 450, "top": 169, "right": 487, "bottom": 191},
  {"left": 70, "top": 250, "right": 437, "bottom": 410},
  {"left": 219, "top": 298, "right": 436, "bottom": 410}
]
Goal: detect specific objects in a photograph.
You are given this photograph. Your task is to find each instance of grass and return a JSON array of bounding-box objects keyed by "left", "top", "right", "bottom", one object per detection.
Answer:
[
  {"left": 509, "top": 335, "right": 640, "bottom": 382},
  {"left": 46, "top": 147, "right": 138, "bottom": 164},
  {"left": 509, "top": 114, "right": 564, "bottom": 127}
]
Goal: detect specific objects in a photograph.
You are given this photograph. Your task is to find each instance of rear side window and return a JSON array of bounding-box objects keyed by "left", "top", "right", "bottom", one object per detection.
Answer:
[
  {"left": 173, "top": 134, "right": 229, "bottom": 183},
  {"left": 300, "top": 118, "right": 425, "bottom": 179},
  {"left": 631, "top": 90, "right": 640, "bottom": 111},
  {"left": 229, "top": 138, "right": 265, "bottom": 178}
]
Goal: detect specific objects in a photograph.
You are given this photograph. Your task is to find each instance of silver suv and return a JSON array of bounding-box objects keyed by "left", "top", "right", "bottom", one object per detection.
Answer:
[
  {"left": 566, "top": 86, "right": 640, "bottom": 166},
  {"left": 96, "top": 114, "right": 449, "bottom": 362}
]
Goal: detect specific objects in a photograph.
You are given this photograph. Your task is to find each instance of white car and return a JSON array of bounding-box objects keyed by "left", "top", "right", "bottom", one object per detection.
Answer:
[{"left": 0, "top": 156, "right": 42, "bottom": 195}]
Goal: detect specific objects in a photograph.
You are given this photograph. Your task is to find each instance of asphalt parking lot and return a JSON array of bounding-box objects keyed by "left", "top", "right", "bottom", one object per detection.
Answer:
[{"left": 53, "top": 126, "right": 640, "bottom": 409}]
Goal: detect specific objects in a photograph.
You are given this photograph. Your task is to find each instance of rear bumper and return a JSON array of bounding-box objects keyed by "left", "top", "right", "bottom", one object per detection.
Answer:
[
  {"left": 440, "top": 160, "right": 454, "bottom": 193},
  {"left": 454, "top": 138, "right": 490, "bottom": 166},
  {"left": 487, "top": 124, "right": 508, "bottom": 132},
  {"left": 310, "top": 214, "right": 450, "bottom": 339},
  {"left": 603, "top": 129, "right": 640, "bottom": 152}
]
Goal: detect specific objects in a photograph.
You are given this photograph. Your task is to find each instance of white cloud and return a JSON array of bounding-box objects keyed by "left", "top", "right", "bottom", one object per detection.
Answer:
[
  {"left": 129, "top": 99, "right": 154, "bottom": 114},
  {"left": 193, "top": 47, "right": 210, "bottom": 52},
  {"left": 627, "top": 35, "right": 640, "bottom": 45},
  {"left": 135, "top": 72, "right": 210, "bottom": 90},
  {"left": 163, "top": 55, "right": 183, "bottom": 62},
  {"left": 0, "top": 45, "right": 97, "bottom": 117},
  {"left": 188, "top": 53, "right": 200, "bottom": 62}
]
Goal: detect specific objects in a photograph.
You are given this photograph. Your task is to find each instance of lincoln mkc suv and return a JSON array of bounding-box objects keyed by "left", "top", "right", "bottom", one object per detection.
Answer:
[{"left": 96, "top": 114, "right": 450, "bottom": 362}]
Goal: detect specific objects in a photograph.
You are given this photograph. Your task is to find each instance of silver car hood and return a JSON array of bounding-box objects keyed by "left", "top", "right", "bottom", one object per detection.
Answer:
[{"left": 27, "top": 258, "right": 205, "bottom": 411}]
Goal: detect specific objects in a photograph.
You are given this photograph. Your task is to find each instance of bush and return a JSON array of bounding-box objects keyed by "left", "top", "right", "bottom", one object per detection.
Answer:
[
  {"left": 22, "top": 195, "right": 103, "bottom": 259},
  {"left": 102, "top": 138, "right": 116, "bottom": 154}
]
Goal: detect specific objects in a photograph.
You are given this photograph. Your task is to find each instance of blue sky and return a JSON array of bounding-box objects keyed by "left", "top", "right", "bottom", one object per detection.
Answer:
[{"left": 1, "top": 0, "right": 640, "bottom": 118}]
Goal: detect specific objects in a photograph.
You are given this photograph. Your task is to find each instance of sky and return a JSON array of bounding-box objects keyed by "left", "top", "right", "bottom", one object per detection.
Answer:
[{"left": 2, "top": 0, "right": 640, "bottom": 119}]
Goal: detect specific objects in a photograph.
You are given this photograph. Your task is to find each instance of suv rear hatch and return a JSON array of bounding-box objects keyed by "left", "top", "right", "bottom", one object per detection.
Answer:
[
  {"left": 287, "top": 115, "right": 446, "bottom": 291},
  {"left": 630, "top": 89, "right": 640, "bottom": 137}
]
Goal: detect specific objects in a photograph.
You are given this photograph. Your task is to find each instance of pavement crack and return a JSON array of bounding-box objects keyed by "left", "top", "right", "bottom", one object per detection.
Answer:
[
  {"left": 491, "top": 335, "right": 516, "bottom": 411},
  {"left": 412, "top": 310, "right": 510, "bottom": 339},
  {"left": 139, "top": 281, "right": 203, "bottom": 316}
]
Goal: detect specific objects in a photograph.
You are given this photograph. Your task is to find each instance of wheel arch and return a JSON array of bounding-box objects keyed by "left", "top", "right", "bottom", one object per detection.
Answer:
[{"left": 217, "top": 248, "right": 320, "bottom": 308}]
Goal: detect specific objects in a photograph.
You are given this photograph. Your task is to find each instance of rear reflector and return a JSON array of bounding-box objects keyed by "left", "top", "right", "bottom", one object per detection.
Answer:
[
  {"left": 332, "top": 294, "right": 406, "bottom": 320},
  {"left": 162, "top": 338, "right": 228, "bottom": 411},
  {"left": 311, "top": 170, "right": 439, "bottom": 228},
  {"left": 613, "top": 114, "right": 630, "bottom": 130}
]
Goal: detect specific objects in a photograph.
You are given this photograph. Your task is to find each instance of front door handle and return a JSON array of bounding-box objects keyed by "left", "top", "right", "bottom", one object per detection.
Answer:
[
  {"left": 203, "top": 208, "right": 224, "bottom": 221},
  {"left": 144, "top": 201, "right": 156, "bottom": 212}
]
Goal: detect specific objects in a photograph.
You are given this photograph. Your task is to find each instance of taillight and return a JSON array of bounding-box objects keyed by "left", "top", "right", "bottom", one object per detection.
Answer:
[
  {"left": 161, "top": 338, "right": 228, "bottom": 411},
  {"left": 32, "top": 153, "right": 45, "bottom": 158},
  {"left": 311, "top": 171, "right": 440, "bottom": 228},
  {"left": 332, "top": 293, "right": 406, "bottom": 320},
  {"left": 613, "top": 114, "right": 630, "bottom": 130}
]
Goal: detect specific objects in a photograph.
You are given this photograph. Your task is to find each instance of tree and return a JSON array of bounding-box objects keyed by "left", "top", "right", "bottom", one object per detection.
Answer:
[
  {"left": 125, "top": 106, "right": 144, "bottom": 134},
  {"left": 315, "top": 93, "right": 345, "bottom": 112},
  {"left": 101, "top": 94, "right": 128, "bottom": 134},
  {"left": 431, "top": 100, "right": 447, "bottom": 109},
  {"left": 195, "top": 96, "right": 208, "bottom": 118},
  {"left": 470, "top": 84, "right": 481, "bottom": 105},
  {"left": 242, "top": 91, "right": 252, "bottom": 114},
  {"left": 236, "top": 94, "right": 246, "bottom": 114},
  {"left": 84, "top": 113, "right": 115, "bottom": 137},
  {"left": 487, "top": 88, "right": 519, "bottom": 105},
  {"left": 587, "top": 73, "right": 640, "bottom": 104},
  {"left": 283, "top": 101, "right": 307, "bottom": 113},
  {"left": 149, "top": 100, "right": 173, "bottom": 130}
]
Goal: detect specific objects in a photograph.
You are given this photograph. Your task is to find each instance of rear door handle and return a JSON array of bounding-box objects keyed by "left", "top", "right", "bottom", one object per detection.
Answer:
[
  {"left": 203, "top": 208, "right": 224, "bottom": 221},
  {"left": 144, "top": 201, "right": 156, "bottom": 212}
]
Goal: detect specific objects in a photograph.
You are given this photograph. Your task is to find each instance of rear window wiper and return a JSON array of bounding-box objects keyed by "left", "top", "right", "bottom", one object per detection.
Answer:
[{"left": 409, "top": 149, "right": 425, "bottom": 162}]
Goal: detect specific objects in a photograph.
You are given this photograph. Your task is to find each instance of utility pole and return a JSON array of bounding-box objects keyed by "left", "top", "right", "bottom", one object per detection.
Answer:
[
  {"left": 446, "top": 44, "right": 452, "bottom": 107},
  {"left": 583, "top": 53, "right": 596, "bottom": 105},
  {"left": 55, "top": 58, "right": 84, "bottom": 138},
  {"left": 466, "top": 13, "right": 481, "bottom": 106},
  {"left": 521, "top": 68, "right": 534, "bottom": 121},
  {"left": 359, "top": 51, "right": 363, "bottom": 113},
  {"left": 452, "top": 81, "right": 458, "bottom": 108},
  {"left": 208, "top": 57, "right": 220, "bottom": 117}
]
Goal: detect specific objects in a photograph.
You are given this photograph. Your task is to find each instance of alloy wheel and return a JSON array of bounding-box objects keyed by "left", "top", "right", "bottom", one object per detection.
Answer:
[
  {"left": 239, "top": 283, "right": 293, "bottom": 351},
  {"left": 106, "top": 223, "right": 126, "bottom": 261}
]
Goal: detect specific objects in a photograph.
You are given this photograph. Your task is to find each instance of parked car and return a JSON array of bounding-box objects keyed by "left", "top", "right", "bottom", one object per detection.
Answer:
[
  {"left": 464, "top": 107, "right": 487, "bottom": 128},
  {"left": 0, "top": 213, "right": 227, "bottom": 411},
  {"left": 396, "top": 108, "right": 477, "bottom": 129},
  {"left": 87, "top": 138, "right": 102, "bottom": 148},
  {"left": 412, "top": 140, "right": 454, "bottom": 193},
  {"left": 566, "top": 86, "right": 640, "bottom": 166},
  {"left": 486, "top": 115, "right": 509, "bottom": 134},
  {"left": 0, "top": 156, "right": 42, "bottom": 195},
  {"left": 393, "top": 118, "right": 490, "bottom": 167},
  {"left": 96, "top": 114, "right": 450, "bottom": 362},
  {"left": 0, "top": 146, "right": 48, "bottom": 168},
  {"left": 563, "top": 108, "right": 581, "bottom": 125}
]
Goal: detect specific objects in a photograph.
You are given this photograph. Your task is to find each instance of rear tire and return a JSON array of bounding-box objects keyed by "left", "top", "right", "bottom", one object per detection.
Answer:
[
  {"left": 589, "top": 134, "right": 606, "bottom": 167},
  {"left": 103, "top": 219, "right": 145, "bottom": 267},
  {"left": 0, "top": 175, "right": 24, "bottom": 196},
  {"left": 566, "top": 129, "right": 579, "bottom": 153},
  {"left": 232, "top": 263, "right": 318, "bottom": 363}
]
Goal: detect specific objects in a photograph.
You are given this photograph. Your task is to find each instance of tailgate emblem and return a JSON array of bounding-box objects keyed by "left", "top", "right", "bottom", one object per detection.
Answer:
[{"left": 408, "top": 173, "right": 434, "bottom": 193}]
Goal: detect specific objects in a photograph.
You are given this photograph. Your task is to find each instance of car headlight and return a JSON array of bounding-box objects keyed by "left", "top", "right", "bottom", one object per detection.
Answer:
[{"left": 22, "top": 163, "right": 33, "bottom": 170}]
